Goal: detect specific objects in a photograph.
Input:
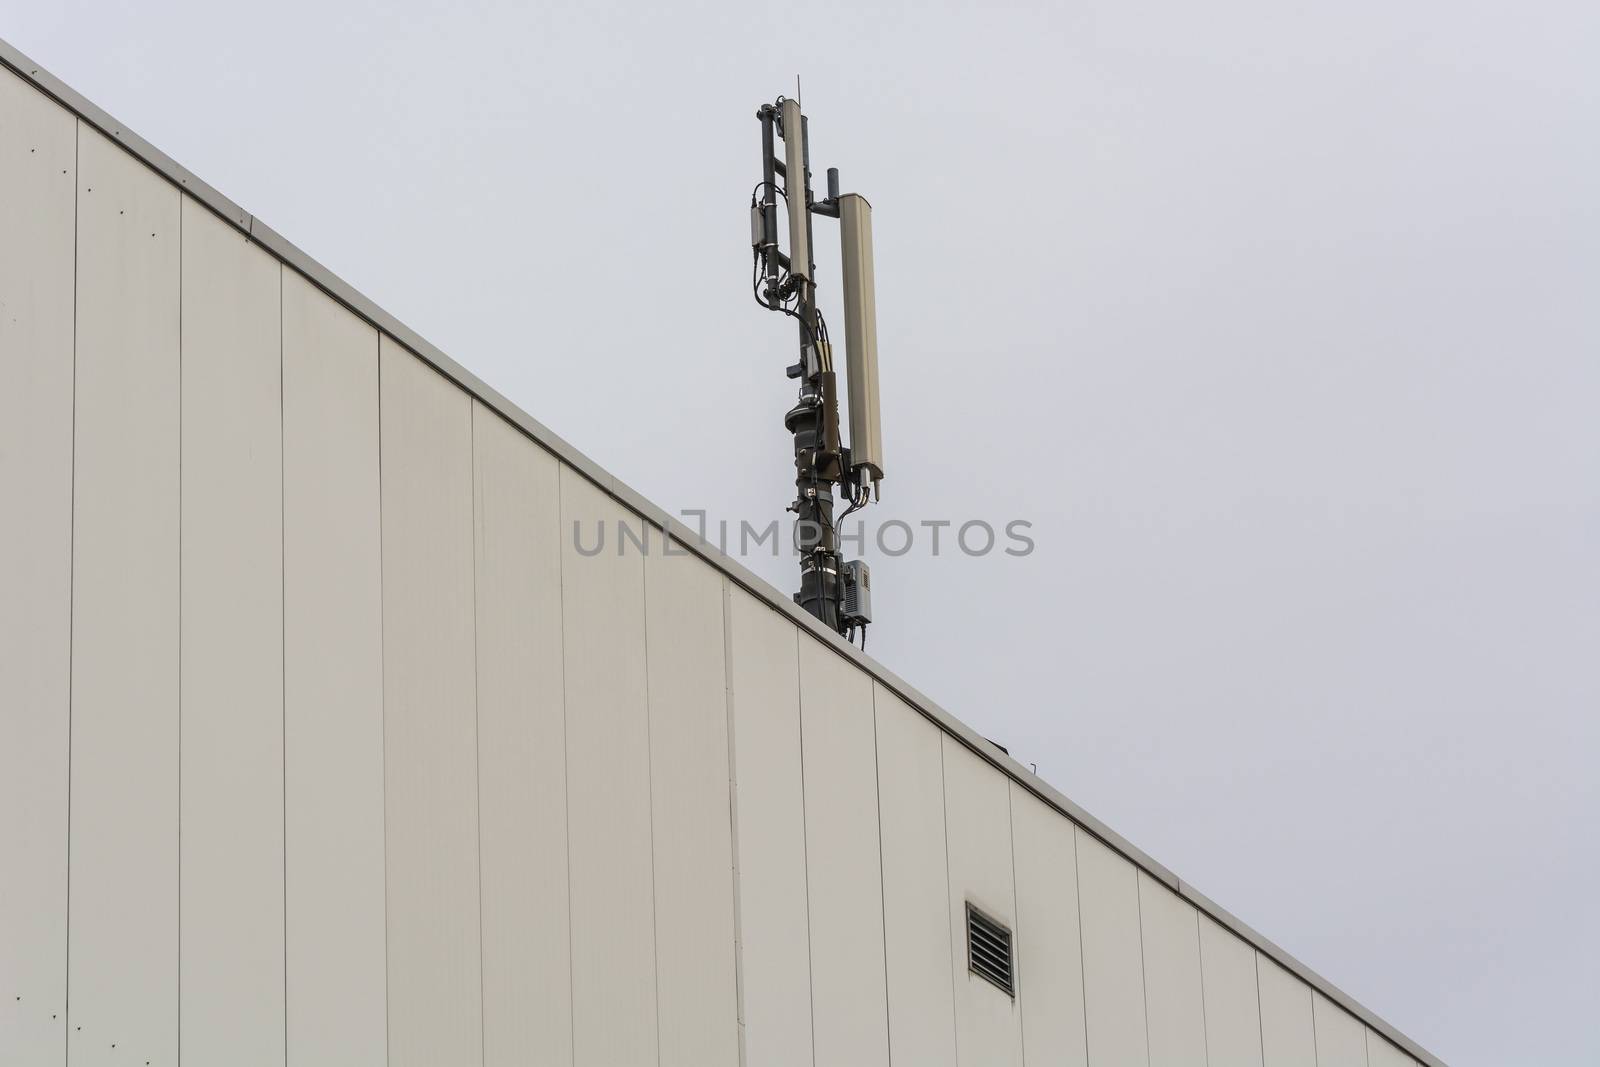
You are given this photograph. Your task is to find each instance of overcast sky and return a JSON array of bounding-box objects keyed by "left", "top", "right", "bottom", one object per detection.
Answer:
[{"left": 9, "top": 2, "right": 1596, "bottom": 1062}]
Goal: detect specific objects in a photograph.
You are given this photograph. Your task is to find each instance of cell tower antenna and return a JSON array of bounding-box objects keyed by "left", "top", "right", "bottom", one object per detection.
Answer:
[{"left": 749, "top": 95, "right": 884, "bottom": 648}]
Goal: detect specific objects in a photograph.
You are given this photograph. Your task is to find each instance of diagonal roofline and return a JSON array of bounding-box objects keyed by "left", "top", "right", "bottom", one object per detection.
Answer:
[{"left": 0, "top": 34, "right": 1444, "bottom": 1067}]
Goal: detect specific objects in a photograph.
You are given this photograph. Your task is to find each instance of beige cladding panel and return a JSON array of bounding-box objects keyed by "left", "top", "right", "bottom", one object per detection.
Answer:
[
  {"left": 943, "top": 737, "right": 1024, "bottom": 1067},
  {"left": 1009, "top": 786, "right": 1089, "bottom": 1067},
  {"left": 0, "top": 64, "right": 75, "bottom": 1065},
  {"left": 874, "top": 687, "right": 959, "bottom": 1067},
  {"left": 1368, "top": 1028, "right": 1418, "bottom": 1067},
  {"left": 282, "top": 270, "right": 387, "bottom": 1067},
  {"left": 1257, "top": 955, "right": 1316, "bottom": 1067},
  {"left": 1137, "top": 872, "right": 1207, "bottom": 1067},
  {"left": 473, "top": 404, "right": 574, "bottom": 1067},
  {"left": 178, "top": 194, "right": 285, "bottom": 1066},
  {"left": 560, "top": 465, "right": 659, "bottom": 1067},
  {"left": 1076, "top": 830, "right": 1150, "bottom": 1067},
  {"left": 1197, "top": 914, "right": 1264, "bottom": 1067},
  {"left": 726, "top": 589, "right": 814, "bottom": 1067},
  {"left": 66, "top": 123, "right": 181, "bottom": 1067},
  {"left": 380, "top": 338, "right": 484, "bottom": 1067},
  {"left": 644, "top": 539, "right": 739, "bottom": 1067},
  {"left": 799, "top": 636, "right": 890, "bottom": 1067},
  {"left": 1314, "top": 991, "right": 1371, "bottom": 1067}
]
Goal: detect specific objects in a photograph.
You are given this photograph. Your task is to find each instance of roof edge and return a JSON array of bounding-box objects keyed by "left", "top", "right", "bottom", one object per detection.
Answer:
[{"left": 0, "top": 34, "right": 1444, "bottom": 1067}]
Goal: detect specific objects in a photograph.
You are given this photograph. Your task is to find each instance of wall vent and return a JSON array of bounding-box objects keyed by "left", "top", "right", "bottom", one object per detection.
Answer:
[{"left": 965, "top": 902, "right": 1015, "bottom": 996}]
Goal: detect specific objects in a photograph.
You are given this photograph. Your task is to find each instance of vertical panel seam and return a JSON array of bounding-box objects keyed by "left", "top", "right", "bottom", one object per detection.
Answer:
[
  {"left": 1310, "top": 989, "right": 1321, "bottom": 1067},
  {"left": 1006, "top": 784, "right": 1025, "bottom": 1064},
  {"left": 556, "top": 466, "right": 578, "bottom": 1067},
  {"left": 938, "top": 739, "right": 959, "bottom": 1066},
  {"left": 720, "top": 580, "right": 749, "bottom": 1067},
  {"left": 868, "top": 685, "right": 893, "bottom": 1067},
  {"left": 377, "top": 336, "right": 392, "bottom": 1067},
  {"left": 1195, "top": 912, "right": 1212, "bottom": 1067},
  {"left": 176, "top": 183, "right": 184, "bottom": 1067},
  {"left": 549, "top": 461, "right": 571, "bottom": 1067},
  {"left": 63, "top": 113, "right": 80, "bottom": 1067},
  {"left": 1135, "top": 872, "right": 1152, "bottom": 1067},
  {"left": 793, "top": 630, "right": 817, "bottom": 1067},
  {"left": 277, "top": 261, "right": 288, "bottom": 1067},
  {"left": 641, "top": 528, "right": 664, "bottom": 1067},
  {"left": 1254, "top": 954, "right": 1267, "bottom": 1067},
  {"left": 468, "top": 401, "right": 486, "bottom": 1067},
  {"left": 703, "top": 564, "right": 736, "bottom": 1066},
  {"left": 1070, "top": 830, "right": 1090, "bottom": 1067}
]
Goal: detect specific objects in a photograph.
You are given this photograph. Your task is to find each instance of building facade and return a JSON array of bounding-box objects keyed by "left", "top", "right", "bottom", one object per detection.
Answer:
[{"left": 0, "top": 40, "right": 1441, "bottom": 1067}]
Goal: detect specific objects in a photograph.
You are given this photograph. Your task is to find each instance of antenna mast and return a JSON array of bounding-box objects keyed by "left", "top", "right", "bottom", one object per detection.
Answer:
[{"left": 750, "top": 96, "right": 884, "bottom": 647}]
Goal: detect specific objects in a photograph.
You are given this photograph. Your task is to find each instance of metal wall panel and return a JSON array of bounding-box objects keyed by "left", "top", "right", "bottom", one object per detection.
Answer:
[
  {"left": 472, "top": 403, "right": 572, "bottom": 1067},
  {"left": 65, "top": 120, "right": 181, "bottom": 1062},
  {"left": 725, "top": 588, "right": 813, "bottom": 1067},
  {"left": 644, "top": 541, "right": 738, "bottom": 1067},
  {"left": 798, "top": 636, "right": 890, "bottom": 1067},
  {"left": 380, "top": 338, "right": 483, "bottom": 1067},
  {"left": 559, "top": 466, "right": 658, "bottom": 1067},
  {"left": 282, "top": 270, "right": 386, "bottom": 1067},
  {"left": 1256, "top": 955, "right": 1315, "bottom": 1067},
  {"left": 1196, "top": 915, "right": 1263, "bottom": 1067},
  {"left": 1367, "top": 1028, "right": 1414, "bottom": 1067},
  {"left": 1076, "top": 829, "right": 1149, "bottom": 1067},
  {"left": 1004, "top": 783, "right": 1094, "bottom": 1067},
  {"left": 942, "top": 737, "right": 1024, "bottom": 1067},
  {"left": 66, "top": 123, "right": 180, "bottom": 1067},
  {"left": 1008, "top": 786, "right": 1088, "bottom": 1067},
  {"left": 873, "top": 688, "right": 958, "bottom": 1067},
  {"left": 0, "top": 65, "right": 74, "bottom": 1064},
  {"left": 1137, "top": 872, "right": 1206, "bottom": 1067},
  {"left": 1313, "top": 992, "right": 1368, "bottom": 1067},
  {"left": 178, "top": 194, "right": 284, "bottom": 1066}
]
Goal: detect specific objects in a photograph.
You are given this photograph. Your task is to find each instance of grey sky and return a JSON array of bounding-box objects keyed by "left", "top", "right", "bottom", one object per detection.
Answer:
[{"left": 9, "top": 2, "right": 1596, "bottom": 1062}]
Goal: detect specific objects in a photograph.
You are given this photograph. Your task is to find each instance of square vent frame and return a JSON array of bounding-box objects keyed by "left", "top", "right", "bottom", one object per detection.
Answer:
[{"left": 965, "top": 901, "right": 1015, "bottom": 997}]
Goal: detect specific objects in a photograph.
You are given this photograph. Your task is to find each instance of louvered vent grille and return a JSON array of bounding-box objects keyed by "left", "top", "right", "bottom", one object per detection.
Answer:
[{"left": 966, "top": 902, "right": 1014, "bottom": 996}]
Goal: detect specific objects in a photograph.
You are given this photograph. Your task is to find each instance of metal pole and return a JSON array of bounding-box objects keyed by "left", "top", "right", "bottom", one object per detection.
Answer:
[
  {"left": 788, "top": 112, "right": 843, "bottom": 630},
  {"left": 756, "top": 98, "right": 847, "bottom": 634}
]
